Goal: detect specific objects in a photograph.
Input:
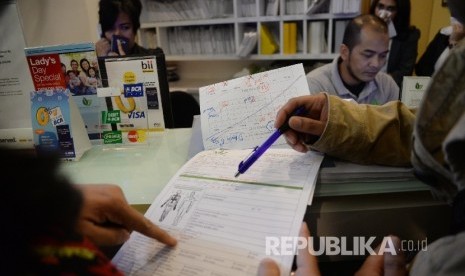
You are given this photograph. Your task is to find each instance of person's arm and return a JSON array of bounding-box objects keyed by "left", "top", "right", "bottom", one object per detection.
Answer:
[
  {"left": 76, "top": 184, "right": 177, "bottom": 247},
  {"left": 415, "top": 31, "right": 450, "bottom": 76},
  {"left": 95, "top": 37, "right": 127, "bottom": 57},
  {"left": 275, "top": 93, "right": 415, "bottom": 166},
  {"left": 95, "top": 37, "right": 111, "bottom": 57}
]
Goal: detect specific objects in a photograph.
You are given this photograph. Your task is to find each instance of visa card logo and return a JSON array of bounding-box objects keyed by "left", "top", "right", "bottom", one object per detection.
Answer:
[
  {"left": 123, "top": 83, "right": 143, "bottom": 97},
  {"left": 128, "top": 111, "right": 145, "bottom": 119}
]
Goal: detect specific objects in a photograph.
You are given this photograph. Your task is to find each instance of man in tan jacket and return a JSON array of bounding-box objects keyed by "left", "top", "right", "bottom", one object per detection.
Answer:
[{"left": 259, "top": 0, "right": 465, "bottom": 274}]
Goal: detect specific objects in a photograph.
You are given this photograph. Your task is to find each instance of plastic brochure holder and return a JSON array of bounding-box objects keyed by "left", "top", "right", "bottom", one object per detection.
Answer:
[{"left": 97, "top": 53, "right": 174, "bottom": 146}]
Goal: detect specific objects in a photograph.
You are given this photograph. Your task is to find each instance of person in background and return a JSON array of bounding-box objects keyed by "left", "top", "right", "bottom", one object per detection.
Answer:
[
  {"left": 306, "top": 14, "right": 399, "bottom": 104},
  {"left": 0, "top": 148, "right": 176, "bottom": 275},
  {"left": 95, "top": 0, "right": 162, "bottom": 57},
  {"left": 259, "top": 0, "right": 465, "bottom": 274},
  {"left": 416, "top": 16, "right": 465, "bottom": 76},
  {"left": 370, "top": 0, "right": 420, "bottom": 89}
]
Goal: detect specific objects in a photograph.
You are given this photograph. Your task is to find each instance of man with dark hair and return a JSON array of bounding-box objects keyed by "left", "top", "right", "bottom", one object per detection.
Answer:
[
  {"left": 306, "top": 14, "right": 399, "bottom": 105},
  {"left": 95, "top": 0, "right": 162, "bottom": 57}
]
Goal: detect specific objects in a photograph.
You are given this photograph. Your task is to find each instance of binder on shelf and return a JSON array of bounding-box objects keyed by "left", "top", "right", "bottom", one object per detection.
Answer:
[
  {"left": 331, "top": 0, "right": 361, "bottom": 14},
  {"left": 265, "top": 0, "right": 279, "bottom": 16},
  {"left": 260, "top": 24, "right": 279, "bottom": 55},
  {"left": 283, "top": 22, "right": 297, "bottom": 54},
  {"left": 283, "top": 23, "right": 291, "bottom": 54},
  {"left": 289, "top": 22, "right": 297, "bottom": 54},
  {"left": 306, "top": 0, "right": 329, "bottom": 14},
  {"left": 236, "top": 30, "right": 258, "bottom": 57},
  {"left": 308, "top": 21, "right": 327, "bottom": 54}
]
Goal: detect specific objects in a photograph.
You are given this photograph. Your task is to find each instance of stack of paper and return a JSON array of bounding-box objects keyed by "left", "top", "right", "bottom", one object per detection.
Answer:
[
  {"left": 167, "top": 25, "right": 235, "bottom": 55},
  {"left": 265, "top": 0, "right": 279, "bottom": 16},
  {"left": 113, "top": 148, "right": 324, "bottom": 276},
  {"left": 144, "top": 0, "right": 234, "bottom": 21},
  {"left": 236, "top": 30, "right": 258, "bottom": 57},
  {"left": 309, "top": 157, "right": 425, "bottom": 199},
  {"left": 330, "top": 0, "right": 361, "bottom": 14},
  {"left": 318, "top": 157, "right": 415, "bottom": 184}
]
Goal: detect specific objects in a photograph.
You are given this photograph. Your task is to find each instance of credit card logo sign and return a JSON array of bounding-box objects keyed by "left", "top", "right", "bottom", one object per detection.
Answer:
[
  {"left": 123, "top": 83, "right": 144, "bottom": 97},
  {"left": 141, "top": 59, "right": 154, "bottom": 72},
  {"left": 127, "top": 130, "right": 147, "bottom": 143},
  {"left": 103, "top": 131, "right": 122, "bottom": 144},
  {"left": 101, "top": 110, "right": 121, "bottom": 124}
]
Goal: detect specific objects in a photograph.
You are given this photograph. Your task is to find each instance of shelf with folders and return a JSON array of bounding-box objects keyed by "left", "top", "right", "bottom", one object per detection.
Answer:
[{"left": 138, "top": 0, "right": 361, "bottom": 60}]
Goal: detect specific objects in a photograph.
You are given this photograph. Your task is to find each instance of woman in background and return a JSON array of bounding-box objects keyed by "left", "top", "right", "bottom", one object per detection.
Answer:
[
  {"left": 95, "top": 0, "right": 163, "bottom": 57},
  {"left": 370, "top": 0, "right": 420, "bottom": 90}
]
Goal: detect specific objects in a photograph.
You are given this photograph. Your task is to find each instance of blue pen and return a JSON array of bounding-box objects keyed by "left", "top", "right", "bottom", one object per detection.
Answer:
[{"left": 234, "top": 106, "right": 306, "bottom": 177}]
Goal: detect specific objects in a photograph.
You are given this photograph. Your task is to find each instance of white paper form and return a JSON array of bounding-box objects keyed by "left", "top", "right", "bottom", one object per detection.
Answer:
[
  {"left": 112, "top": 148, "right": 324, "bottom": 276},
  {"left": 199, "top": 64, "right": 310, "bottom": 150}
]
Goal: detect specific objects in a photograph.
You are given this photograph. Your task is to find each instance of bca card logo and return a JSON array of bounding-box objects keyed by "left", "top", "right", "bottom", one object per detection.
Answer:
[
  {"left": 48, "top": 106, "right": 65, "bottom": 126},
  {"left": 123, "top": 83, "right": 144, "bottom": 97}
]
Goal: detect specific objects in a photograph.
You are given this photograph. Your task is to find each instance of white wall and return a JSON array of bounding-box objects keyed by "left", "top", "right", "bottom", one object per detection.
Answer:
[{"left": 17, "top": 0, "right": 98, "bottom": 47}]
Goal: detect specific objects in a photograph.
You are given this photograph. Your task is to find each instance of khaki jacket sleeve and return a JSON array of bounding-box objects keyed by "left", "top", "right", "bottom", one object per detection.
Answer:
[{"left": 310, "top": 95, "right": 416, "bottom": 166}]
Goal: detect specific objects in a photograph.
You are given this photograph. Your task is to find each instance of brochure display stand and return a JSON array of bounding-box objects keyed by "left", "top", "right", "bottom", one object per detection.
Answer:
[
  {"left": 25, "top": 43, "right": 93, "bottom": 160},
  {"left": 97, "top": 53, "right": 174, "bottom": 145}
]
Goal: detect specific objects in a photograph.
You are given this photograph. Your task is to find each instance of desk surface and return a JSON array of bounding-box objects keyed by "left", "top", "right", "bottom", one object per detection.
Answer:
[
  {"left": 60, "top": 126, "right": 431, "bottom": 205},
  {"left": 61, "top": 127, "right": 451, "bottom": 269},
  {"left": 60, "top": 128, "right": 192, "bottom": 205}
]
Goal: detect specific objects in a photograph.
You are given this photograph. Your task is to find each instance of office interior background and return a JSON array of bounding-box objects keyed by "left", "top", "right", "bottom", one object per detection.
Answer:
[{"left": 16, "top": 0, "right": 450, "bottom": 87}]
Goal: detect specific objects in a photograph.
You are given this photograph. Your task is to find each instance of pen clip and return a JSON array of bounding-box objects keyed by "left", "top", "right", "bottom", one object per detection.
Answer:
[{"left": 239, "top": 146, "right": 258, "bottom": 167}]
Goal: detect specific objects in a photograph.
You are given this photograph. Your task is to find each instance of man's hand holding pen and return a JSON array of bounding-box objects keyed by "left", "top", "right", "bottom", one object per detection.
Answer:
[
  {"left": 235, "top": 106, "right": 307, "bottom": 177},
  {"left": 274, "top": 93, "right": 329, "bottom": 153}
]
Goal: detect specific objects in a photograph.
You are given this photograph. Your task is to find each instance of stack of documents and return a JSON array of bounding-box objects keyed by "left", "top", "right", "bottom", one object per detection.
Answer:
[
  {"left": 167, "top": 25, "right": 235, "bottom": 55},
  {"left": 113, "top": 148, "right": 324, "bottom": 275},
  {"left": 330, "top": 0, "right": 361, "bottom": 14},
  {"left": 311, "top": 157, "right": 427, "bottom": 198},
  {"left": 318, "top": 157, "right": 415, "bottom": 184},
  {"left": 236, "top": 30, "right": 258, "bottom": 57},
  {"left": 143, "top": 0, "right": 234, "bottom": 21},
  {"left": 307, "top": 21, "right": 327, "bottom": 54}
]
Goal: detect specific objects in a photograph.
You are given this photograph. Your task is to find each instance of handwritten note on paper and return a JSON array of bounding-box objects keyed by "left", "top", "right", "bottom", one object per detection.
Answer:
[{"left": 199, "top": 64, "right": 310, "bottom": 150}]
